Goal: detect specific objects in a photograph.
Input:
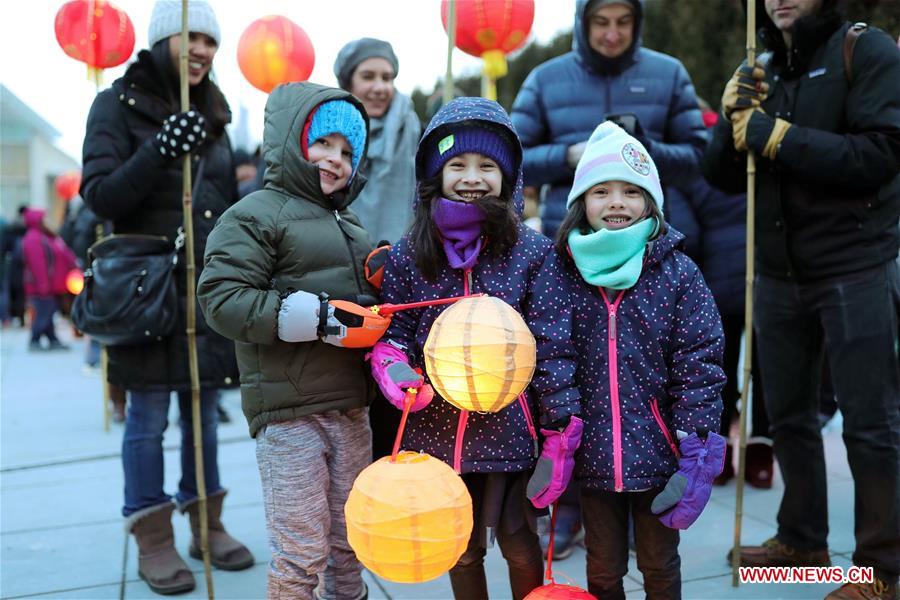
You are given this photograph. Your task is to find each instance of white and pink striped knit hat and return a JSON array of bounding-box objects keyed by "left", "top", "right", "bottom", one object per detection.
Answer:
[{"left": 566, "top": 121, "right": 664, "bottom": 211}]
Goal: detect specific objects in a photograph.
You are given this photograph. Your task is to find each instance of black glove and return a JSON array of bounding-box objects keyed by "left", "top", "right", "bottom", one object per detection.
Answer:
[{"left": 153, "top": 111, "right": 207, "bottom": 159}]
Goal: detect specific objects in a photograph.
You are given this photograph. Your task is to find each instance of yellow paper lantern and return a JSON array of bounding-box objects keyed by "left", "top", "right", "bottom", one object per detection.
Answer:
[
  {"left": 423, "top": 295, "right": 536, "bottom": 413},
  {"left": 345, "top": 452, "right": 473, "bottom": 583}
]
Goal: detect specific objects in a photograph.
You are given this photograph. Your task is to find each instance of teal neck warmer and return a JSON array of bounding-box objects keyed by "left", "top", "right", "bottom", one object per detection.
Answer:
[{"left": 567, "top": 219, "right": 655, "bottom": 289}]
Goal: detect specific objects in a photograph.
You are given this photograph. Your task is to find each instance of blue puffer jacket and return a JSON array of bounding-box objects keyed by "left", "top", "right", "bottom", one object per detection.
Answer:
[
  {"left": 381, "top": 98, "right": 582, "bottom": 474},
  {"left": 566, "top": 227, "right": 725, "bottom": 492},
  {"left": 677, "top": 176, "right": 748, "bottom": 318},
  {"left": 510, "top": 0, "right": 707, "bottom": 237}
]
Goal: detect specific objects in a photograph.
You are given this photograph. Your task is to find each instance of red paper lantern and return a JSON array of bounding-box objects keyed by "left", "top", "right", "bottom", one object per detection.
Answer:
[
  {"left": 441, "top": 0, "right": 534, "bottom": 59},
  {"left": 54, "top": 0, "right": 135, "bottom": 75},
  {"left": 237, "top": 16, "right": 315, "bottom": 94},
  {"left": 440, "top": 0, "right": 534, "bottom": 99},
  {"left": 55, "top": 171, "right": 82, "bottom": 201},
  {"left": 524, "top": 583, "right": 597, "bottom": 600}
]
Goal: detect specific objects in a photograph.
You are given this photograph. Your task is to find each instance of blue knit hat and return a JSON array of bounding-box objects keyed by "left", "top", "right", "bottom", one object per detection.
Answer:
[
  {"left": 424, "top": 121, "right": 515, "bottom": 181},
  {"left": 305, "top": 100, "right": 367, "bottom": 177}
]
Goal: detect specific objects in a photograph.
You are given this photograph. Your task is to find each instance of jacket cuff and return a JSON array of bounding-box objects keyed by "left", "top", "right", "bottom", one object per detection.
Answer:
[{"left": 540, "top": 396, "right": 581, "bottom": 427}]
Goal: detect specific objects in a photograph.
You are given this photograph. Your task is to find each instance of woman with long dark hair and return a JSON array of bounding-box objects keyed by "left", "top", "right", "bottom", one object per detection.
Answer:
[{"left": 80, "top": 1, "right": 251, "bottom": 594}]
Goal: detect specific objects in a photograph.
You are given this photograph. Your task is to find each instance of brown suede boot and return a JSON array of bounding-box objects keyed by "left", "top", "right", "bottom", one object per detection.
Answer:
[
  {"left": 745, "top": 440, "right": 774, "bottom": 489},
  {"left": 127, "top": 502, "right": 195, "bottom": 595},
  {"left": 182, "top": 489, "right": 254, "bottom": 571},
  {"left": 714, "top": 444, "right": 735, "bottom": 486},
  {"left": 726, "top": 536, "right": 831, "bottom": 567},
  {"left": 825, "top": 579, "right": 899, "bottom": 600}
]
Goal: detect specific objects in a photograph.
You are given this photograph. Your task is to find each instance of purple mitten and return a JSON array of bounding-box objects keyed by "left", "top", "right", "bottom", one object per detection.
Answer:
[
  {"left": 526, "top": 416, "right": 584, "bottom": 509},
  {"left": 651, "top": 431, "right": 727, "bottom": 529},
  {"left": 368, "top": 342, "right": 432, "bottom": 412}
]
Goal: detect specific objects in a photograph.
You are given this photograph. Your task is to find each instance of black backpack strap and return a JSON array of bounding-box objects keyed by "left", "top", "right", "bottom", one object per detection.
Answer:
[{"left": 843, "top": 22, "right": 868, "bottom": 84}]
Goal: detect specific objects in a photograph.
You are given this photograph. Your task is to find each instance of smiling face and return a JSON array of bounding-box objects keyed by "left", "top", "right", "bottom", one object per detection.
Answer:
[
  {"left": 441, "top": 153, "right": 503, "bottom": 203},
  {"left": 584, "top": 180, "right": 647, "bottom": 231},
  {"left": 307, "top": 133, "right": 353, "bottom": 195},
  {"left": 587, "top": 3, "right": 635, "bottom": 59},
  {"left": 764, "top": 0, "right": 824, "bottom": 32},
  {"left": 168, "top": 32, "right": 218, "bottom": 86},
  {"left": 349, "top": 57, "right": 396, "bottom": 119}
]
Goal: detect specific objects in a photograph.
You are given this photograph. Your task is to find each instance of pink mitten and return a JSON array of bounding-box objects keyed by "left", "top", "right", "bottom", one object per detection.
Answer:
[
  {"left": 368, "top": 342, "right": 433, "bottom": 412},
  {"left": 526, "top": 416, "right": 584, "bottom": 509}
]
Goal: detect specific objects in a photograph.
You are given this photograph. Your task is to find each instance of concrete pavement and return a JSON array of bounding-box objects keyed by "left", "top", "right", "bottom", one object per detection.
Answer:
[{"left": 1, "top": 320, "right": 857, "bottom": 599}]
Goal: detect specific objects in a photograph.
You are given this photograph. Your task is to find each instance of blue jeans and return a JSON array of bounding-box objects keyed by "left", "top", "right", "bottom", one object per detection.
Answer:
[
  {"left": 122, "top": 388, "right": 221, "bottom": 516},
  {"left": 29, "top": 296, "right": 59, "bottom": 344}
]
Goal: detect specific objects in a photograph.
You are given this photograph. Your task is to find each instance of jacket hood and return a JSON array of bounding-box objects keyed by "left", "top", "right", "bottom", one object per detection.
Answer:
[
  {"left": 573, "top": 0, "right": 644, "bottom": 74},
  {"left": 262, "top": 82, "right": 369, "bottom": 211},
  {"left": 415, "top": 96, "right": 525, "bottom": 215},
  {"left": 746, "top": 0, "right": 843, "bottom": 74},
  {"left": 645, "top": 226, "right": 684, "bottom": 268},
  {"left": 23, "top": 208, "right": 45, "bottom": 230}
]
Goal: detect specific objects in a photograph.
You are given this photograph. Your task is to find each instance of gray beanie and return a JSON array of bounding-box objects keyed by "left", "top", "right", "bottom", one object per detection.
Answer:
[
  {"left": 333, "top": 38, "right": 399, "bottom": 91},
  {"left": 148, "top": 0, "right": 221, "bottom": 48}
]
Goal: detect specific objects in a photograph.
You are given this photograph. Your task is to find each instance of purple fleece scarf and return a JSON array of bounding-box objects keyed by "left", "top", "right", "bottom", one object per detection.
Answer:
[{"left": 432, "top": 197, "right": 486, "bottom": 270}]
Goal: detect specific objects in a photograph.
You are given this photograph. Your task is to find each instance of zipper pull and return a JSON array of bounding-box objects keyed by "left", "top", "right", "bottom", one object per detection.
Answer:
[
  {"left": 608, "top": 309, "right": 617, "bottom": 341},
  {"left": 333, "top": 210, "right": 342, "bottom": 222}
]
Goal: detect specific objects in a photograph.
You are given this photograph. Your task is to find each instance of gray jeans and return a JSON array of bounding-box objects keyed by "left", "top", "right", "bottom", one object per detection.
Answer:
[{"left": 256, "top": 409, "right": 372, "bottom": 600}]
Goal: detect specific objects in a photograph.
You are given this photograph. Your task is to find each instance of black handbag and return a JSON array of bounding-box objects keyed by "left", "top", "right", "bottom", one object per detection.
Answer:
[{"left": 72, "top": 232, "right": 183, "bottom": 346}]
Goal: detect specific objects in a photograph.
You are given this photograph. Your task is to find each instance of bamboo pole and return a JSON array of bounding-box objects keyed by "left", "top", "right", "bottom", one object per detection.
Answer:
[
  {"left": 444, "top": 0, "right": 456, "bottom": 105},
  {"left": 732, "top": 0, "right": 757, "bottom": 587},
  {"left": 180, "top": 3, "right": 214, "bottom": 597}
]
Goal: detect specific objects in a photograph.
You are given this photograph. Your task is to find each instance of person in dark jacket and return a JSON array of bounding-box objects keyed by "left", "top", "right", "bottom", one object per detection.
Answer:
[
  {"left": 703, "top": 0, "right": 900, "bottom": 597},
  {"left": 1, "top": 206, "right": 28, "bottom": 326},
  {"left": 199, "top": 83, "right": 378, "bottom": 600},
  {"left": 676, "top": 106, "right": 774, "bottom": 489},
  {"left": 371, "top": 97, "right": 582, "bottom": 600},
  {"left": 510, "top": 0, "right": 707, "bottom": 239},
  {"left": 558, "top": 121, "right": 725, "bottom": 599},
  {"left": 510, "top": 0, "right": 708, "bottom": 552},
  {"left": 79, "top": 1, "right": 251, "bottom": 595}
]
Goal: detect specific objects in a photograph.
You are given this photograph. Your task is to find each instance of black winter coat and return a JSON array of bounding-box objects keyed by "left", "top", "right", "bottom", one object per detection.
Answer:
[
  {"left": 703, "top": 17, "right": 900, "bottom": 282},
  {"left": 80, "top": 50, "right": 239, "bottom": 391}
]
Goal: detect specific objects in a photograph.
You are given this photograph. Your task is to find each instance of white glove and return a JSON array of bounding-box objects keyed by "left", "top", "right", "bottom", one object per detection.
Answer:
[{"left": 277, "top": 290, "right": 320, "bottom": 343}]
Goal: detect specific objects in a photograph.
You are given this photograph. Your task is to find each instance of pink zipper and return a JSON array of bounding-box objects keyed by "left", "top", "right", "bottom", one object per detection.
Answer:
[
  {"left": 650, "top": 398, "right": 681, "bottom": 459},
  {"left": 451, "top": 269, "right": 476, "bottom": 473},
  {"left": 517, "top": 393, "right": 539, "bottom": 457},
  {"left": 463, "top": 269, "right": 472, "bottom": 296},
  {"left": 599, "top": 288, "right": 626, "bottom": 492},
  {"left": 453, "top": 409, "right": 469, "bottom": 473}
]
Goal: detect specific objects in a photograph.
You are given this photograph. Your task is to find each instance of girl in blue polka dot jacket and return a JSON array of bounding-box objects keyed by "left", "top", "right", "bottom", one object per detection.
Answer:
[
  {"left": 557, "top": 121, "right": 728, "bottom": 599},
  {"left": 370, "top": 97, "right": 582, "bottom": 599}
]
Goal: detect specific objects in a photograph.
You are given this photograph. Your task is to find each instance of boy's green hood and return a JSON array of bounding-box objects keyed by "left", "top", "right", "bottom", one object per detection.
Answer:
[{"left": 262, "top": 82, "right": 369, "bottom": 211}]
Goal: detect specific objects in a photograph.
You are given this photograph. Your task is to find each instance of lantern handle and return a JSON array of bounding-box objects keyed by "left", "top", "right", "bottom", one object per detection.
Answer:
[
  {"left": 390, "top": 389, "right": 416, "bottom": 462},
  {"left": 372, "top": 293, "right": 483, "bottom": 316},
  {"left": 545, "top": 501, "right": 559, "bottom": 583}
]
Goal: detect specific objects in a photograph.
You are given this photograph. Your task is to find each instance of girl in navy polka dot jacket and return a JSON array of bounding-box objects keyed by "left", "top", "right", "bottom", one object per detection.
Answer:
[
  {"left": 370, "top": 97, "right": 582, "bottom": 599},
  {"left": 557, "top": 122, "right": 727, "bottom": 598}
]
